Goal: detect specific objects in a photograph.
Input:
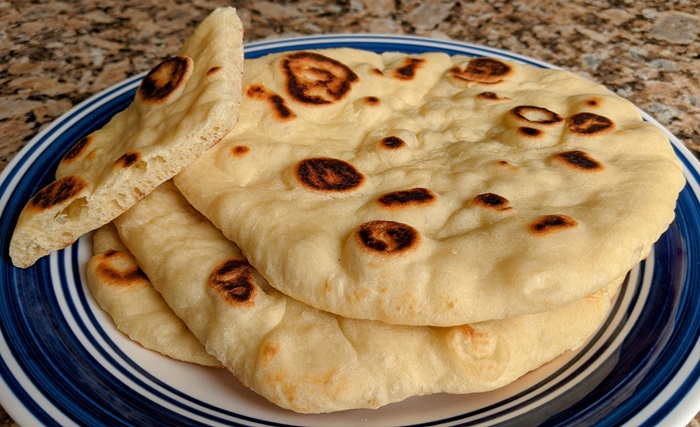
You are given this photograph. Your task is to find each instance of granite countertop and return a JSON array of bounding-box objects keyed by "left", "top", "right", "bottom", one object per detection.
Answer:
[{"left": 1, "top": 0, "right": 699, "bottom": 425}]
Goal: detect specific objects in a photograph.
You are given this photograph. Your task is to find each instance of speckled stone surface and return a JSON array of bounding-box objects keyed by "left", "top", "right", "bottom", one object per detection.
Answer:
[{"left": 1, "top": 0, "right": 699, "bottom": 425}]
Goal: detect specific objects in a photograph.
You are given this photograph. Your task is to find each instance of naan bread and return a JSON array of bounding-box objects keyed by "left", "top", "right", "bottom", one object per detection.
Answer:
[
  {"left": 9, "top": 7, "right": 244, "bottom": 268},
  {"left": 113, "top": 181, "right": 619, "bottom": 413},
  {"left": 86, "top": 223, "right": 220, "bottom": 367},
  {"left": 175, "top": 49, "right": 684, "bottom": 326}
]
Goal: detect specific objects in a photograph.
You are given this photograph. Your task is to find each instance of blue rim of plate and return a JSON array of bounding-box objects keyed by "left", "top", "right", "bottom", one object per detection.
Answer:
[{"left": 1, "top": 34, "right": 699, "bottom": 427}]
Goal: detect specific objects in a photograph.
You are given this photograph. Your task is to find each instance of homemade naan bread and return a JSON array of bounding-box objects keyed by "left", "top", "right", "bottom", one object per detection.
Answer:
[
  {"left": 175, "top": 49, "right": 684, "bottom": 326},
  {"left": 113, "top": 181, "right": 619, "bottom": 413},
  {"left": 9, "top": 7, "right": 244, "bottom": 268},
  {"left": 86, "top": 223, "right": 220, "bottom": 367}
]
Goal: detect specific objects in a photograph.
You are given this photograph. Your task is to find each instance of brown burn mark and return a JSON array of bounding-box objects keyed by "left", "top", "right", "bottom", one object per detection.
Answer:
[
  {"left": 61, "top": 135, "right": 92, "bottom": 163},
  {"left": 138, "top": 55, "right": 192, "bottom": 104},
  {"left": 364, "top": 96, "right": 381, "bottom": 106},
  {"left": 585, "top": 97, "right": 602, "bottom": 107},
  {"left": 392, "top": 57, "right": 425, "bottom": 80},
  {"left": 247, "top": 85, "right": 265, "bottom": 97},
  {"left": 281, "top": 52, "right": 359, "bottom": 105},
  {"left": 209, "top": 259, "right": 256, "bottom": 306},
  {"left": 95, "top": 250, "right": 149, "bottom": 286},
  {"left": 518, "top": 127, "right": 543, "bottom": 137},
  {"left": 29, "top": 176, "right": 88, "bottom": 210},
  {"left": 377, "top": 188, "right": 436, "bottom": 208},
  {"left": 231, "top": 145, "right": 250, "bottom": 157},
  {"left": 510, "top": 106, "right": 563, "bottom": 125},
  {"left": 472, "top": 193, "right": 512, "bottom": 210},
  {"left": 371, "top": 68, "right": 384, "bottom": 77},
  {"left": 295, "top": 158, "right": 364, "bottom": 192},
  {"left": 269, "top": 94, "right": 296, "bottom": 120},
  {"left": 206, "top": 65, "right": 222, "bottom": 76},
  {"left": 496, "top": 160, "right": 519, "bottom": 171},
  {"left": 356, "top": 220, "right": 420, "bottom": 255},
  {"left": 450, "top": 58, "right": 512, "bottom": 84},
  {"left": 476, "top": 91, "right": 509, "bottom": 101},
  {"left": 246, "top": 84, "right": 296, "bottom": 121},
  {"left": 115, "top": 151, "right": 141, "bottom": 168},
  {"left": 568, "top": 112, "right": 614, "bottom": 135},
  {"left": 380, "top": 136, "right": 406, "bottom": 149},
  {"left": 529, "top": 214, "right": 577, "bottom": 235},
  {"left": 554, "top": 150, "right": 604, "bottom": 171}
]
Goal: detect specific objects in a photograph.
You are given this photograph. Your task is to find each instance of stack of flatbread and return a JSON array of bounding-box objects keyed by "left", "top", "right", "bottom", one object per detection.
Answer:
[{"left": 10, "top": 8, "right": 686, "bottom": 414}]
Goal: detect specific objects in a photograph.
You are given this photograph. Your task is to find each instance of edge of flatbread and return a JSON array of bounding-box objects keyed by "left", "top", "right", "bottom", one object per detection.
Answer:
[
  {"left": 174, "top": 48, "right": 684, "bottom": 326},
  {"left": 9, "top": 7, "right": 244, "bottom": 268},
  {"left": 114, "top": 181, "right": 620, "bottom": 413},
  {"left": 86, "top": 223, "right": 221, "bottom": 367}
]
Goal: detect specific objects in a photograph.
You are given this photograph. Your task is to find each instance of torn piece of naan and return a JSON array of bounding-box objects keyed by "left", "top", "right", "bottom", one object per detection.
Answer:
[{"left": 10, "top": 7, "right": 244, "bottom": 268}]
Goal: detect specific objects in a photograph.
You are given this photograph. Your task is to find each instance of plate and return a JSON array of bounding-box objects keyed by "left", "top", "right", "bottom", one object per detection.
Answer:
[{"left": 1, "top": 34, "right": 700, "bottom": 427}]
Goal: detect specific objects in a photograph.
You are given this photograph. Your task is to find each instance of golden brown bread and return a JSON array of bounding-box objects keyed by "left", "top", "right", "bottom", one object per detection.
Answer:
[
  {"left": 175, "top": 48, "right": 684, "bottom": 326},
  {"left": 113, "top": 181, "right": 619, "bottom": 413}
]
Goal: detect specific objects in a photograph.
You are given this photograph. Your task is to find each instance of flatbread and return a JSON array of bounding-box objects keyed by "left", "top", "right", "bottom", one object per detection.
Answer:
[
  {"left": 113, "top": 181, "right": 619, "bottom": 413},
  {"left": 9, "top": 7, "right": 244, "bottom": 268},
  {"left": 174, "top": 49, "right": 684, "bottom": 326},
  {"left": 86, "top": 223, "right": 220, "bottom": 367}
]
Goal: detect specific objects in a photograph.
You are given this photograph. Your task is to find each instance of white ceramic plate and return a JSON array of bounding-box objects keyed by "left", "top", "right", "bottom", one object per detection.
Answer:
[{"left": 2, "top": 35, "right": 700, "bottom": 427}]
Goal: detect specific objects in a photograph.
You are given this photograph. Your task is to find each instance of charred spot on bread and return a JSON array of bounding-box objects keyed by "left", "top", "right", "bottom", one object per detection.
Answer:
[
  {"left": 380, "top": 136, "right": 406, "bottom": 149},
  {"left": 61, "top": 135, "right": 92, "bottom": 163},
  {"left": 247, "top": 84, "right": 297, "bottom": 120},
  {"left": 356, "top": 220, "right": 420, "bottom": 254},
  {"left": 450, "top": 58, "right": 512, "bottom": 84},
  {"left": 295, "top": 158, "right": 364, "bottom": 192},
  {"left": 364, "top": 96, "right": 381, "bottom": 106},
  {"left": 554, "top": 150, "right": 603, "bottom": 171},
  {"left": 393, "top": 57, "right": 426, "bottom": 80},
  {"left": 529, "top": 214, "right": 577, "bottom": 235},
  {"left": 138, "top": 55, "right": 193, "bottom": 104},
  {"left": 567, "top": 112, "right": 614, "bottom": 135},
  {"left": 377, "top": 188, "right": 436, "bottom": 208},
  {"left": 518, "top": 127, "right": 543, "bottom": 137},
  {"left": 209, "top": 259, "right": 256, "bottom": 306},
  {"left": 281, "top": 52, "right": 359, "bottom": 105},
  {"left": 231, "top": 145, "right": 250, "bottom": 157},
  {"left": 472, "top": 193, "right": 512, "bottom": 210},
  {"left": 476, "top": 91, "right": 509, "bottom": 101},
  {"left": 585, "top": 97, "right": 602, "bottom": 107},
  {"left": 29, "top": 176, "right": 88, "bottom": 210},
  {"left": 510, "top": 106, "right": 563, "bottom": 125},
  {"left": 206, "top": 65, "right": 222, "bottom": 75},
  {"left": 269, "top": 94, "right": 296, "bottom": 120},
  {"left": 115, "top": 151, "right": 141, "bottom": 168}
]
